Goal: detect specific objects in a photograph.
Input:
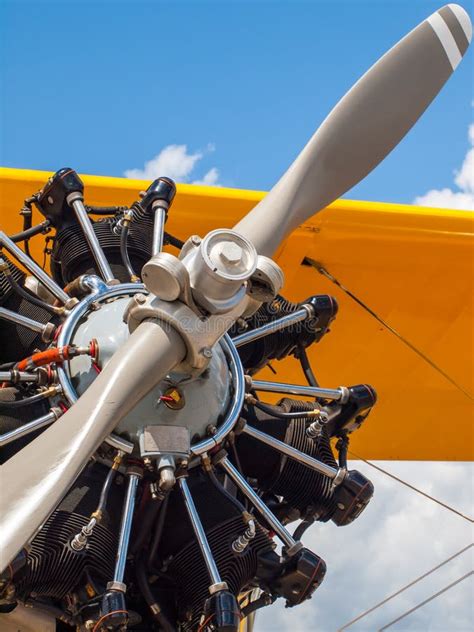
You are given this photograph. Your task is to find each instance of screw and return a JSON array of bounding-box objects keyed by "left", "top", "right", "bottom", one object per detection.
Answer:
[
  {"left": 236, "top": 318, "right": 248, "bottom": 329},
  {"left": 206, "top": 424, "right": 217, "bottom": 436},
  {"left": 191, "top": 235, "right": 201, "bottom": 246}
]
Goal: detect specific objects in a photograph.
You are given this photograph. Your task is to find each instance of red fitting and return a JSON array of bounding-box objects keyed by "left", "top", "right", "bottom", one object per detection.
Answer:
[{"left": 89, "top": 338, "right": 99, "bottom": 363}]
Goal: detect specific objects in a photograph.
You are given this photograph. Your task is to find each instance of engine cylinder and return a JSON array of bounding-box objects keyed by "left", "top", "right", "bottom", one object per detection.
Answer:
[
  {"left": 237, "top": 401, "right": 339, "bottom": 524},
  {"left": 13, "top": 463, "right": 121, "bottom": 601},
  {"left": 155, "top": 471, "right": 276, "bottom": 631}
]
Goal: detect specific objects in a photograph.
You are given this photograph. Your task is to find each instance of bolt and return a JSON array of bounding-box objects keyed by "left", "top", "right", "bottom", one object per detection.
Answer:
[
  {"left": 191, "top": 235, "right": 201, "bottom": 246},
  {"left": 202, "top": 347, "right": 213, "bottom": 359},
  {"left": 135, "top": 293, "right": 147, "bottom": 305},
  {"left": 150, "top": 482, "right": 160, "bottom": 500},
  {"left": 206, "top": 424, "right": 217, "bottom": 436},
  {"left": 160, "top": 386, "right": 185, "bottom": 410},
  {"left": 219, "top": 241, "right": 243, "bottom": 266},
  {"left": 143, "top": 457, "right": 154, "bottom": 471}
]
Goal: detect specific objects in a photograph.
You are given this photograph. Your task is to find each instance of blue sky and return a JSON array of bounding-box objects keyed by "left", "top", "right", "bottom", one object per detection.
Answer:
[
  {"left": 0, "top": 2, "right": 473, "bottom": 631},
  {"left": 1, "top": 0, "right": 473, "bottom": 205}
]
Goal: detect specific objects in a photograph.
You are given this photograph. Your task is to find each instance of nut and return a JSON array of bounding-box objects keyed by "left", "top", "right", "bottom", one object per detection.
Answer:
[{"left": 218, "top": 241, "right": 243, "bottom": 265}]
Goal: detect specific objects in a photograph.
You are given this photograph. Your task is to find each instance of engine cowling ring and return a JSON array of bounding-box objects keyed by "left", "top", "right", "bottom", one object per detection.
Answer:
[{"left": 55, "top": 277, "right": 245, "bottom": 457}]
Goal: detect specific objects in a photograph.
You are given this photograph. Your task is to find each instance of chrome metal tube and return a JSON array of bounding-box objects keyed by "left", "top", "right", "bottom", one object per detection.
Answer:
[
  {"left": 218, "top": 456, "right": 299, "bottom": 552},
  {"left": 251, "top": 379, "right": 344, "bottom": 401},
  {"left": 113, "top": 471, "right": 141, "bottom": 585},
  {"left": 105, "top": 433, "right": 134, "bottom": 454},
  {"left": 0, "top": 231, "right": 70, "bottom": 304},
  {"left": 68, "top": 197, "right": 115, "bottom": 283},
  {"left": 0, "top": 409, "right": 60, "bottom": 447},
  {"left": 0, "top": 371, "right": 39, "bottom": 383},
  {"left": 56, "top": 282, "right": 146, "bottom": 405},
  {"left": 192, "top": 334, "right": 245, "bottom": 456},
  {"left": 0, "top": 306, "right": 53, "bottom": 340},
  {"left": 152, "top": 206, "right": 167, "bottom": 256},
  {"left": 178, "top": 477, "right": 224, "bottom": 588},
  {"left": 232, "top": 306, "right": 312, "bottom": 348},
  {"left": 243, "top": 424, "right": 340, "bottom": 480}
]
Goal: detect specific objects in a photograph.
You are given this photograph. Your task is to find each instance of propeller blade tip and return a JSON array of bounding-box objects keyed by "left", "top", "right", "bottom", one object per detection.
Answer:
[
  {"left": 428, "top": 5, "right": 472, "bottom": 70},
  {"left": 446, "top": 4, "right": 472, "bottom": 43}
]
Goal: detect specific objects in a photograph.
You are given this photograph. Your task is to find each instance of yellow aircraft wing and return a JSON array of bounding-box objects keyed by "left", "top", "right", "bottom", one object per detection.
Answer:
[{"left": 1, "top": 167, "right": 472, "bottom": 461}]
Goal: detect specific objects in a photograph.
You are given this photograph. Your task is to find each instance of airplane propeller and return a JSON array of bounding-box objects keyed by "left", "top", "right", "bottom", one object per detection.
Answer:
[
  {"left": 234, "top": 3, "right": 472, "bottom": 256},
  {"left": 0, "top": 3, "right": 471, "bottom": 570}
]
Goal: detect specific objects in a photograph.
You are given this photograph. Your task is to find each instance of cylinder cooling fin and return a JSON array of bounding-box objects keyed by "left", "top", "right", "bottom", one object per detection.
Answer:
[
  {"left": 14, "top": 463, "right": 120, "bottom": 601},
  {"left": 50, "top": 210, "right": 154, "bottom": 286}
]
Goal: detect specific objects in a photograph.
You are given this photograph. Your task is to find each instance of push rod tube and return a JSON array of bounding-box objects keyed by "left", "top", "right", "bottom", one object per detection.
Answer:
[
  {"left": 217, "top": 455, "right": 301, "bottom": 555},
  {"left": 0, "top": 231, "right": 70, "bottom": 305},
  {"left": 232, "top": 305, "right": 313, "bottom": 348},
  {"left": 251, "top": 379, "right": 346, "bottom": 402},
  {"left": 0, "top": 371, "right": 40, "bottom": 383},
  {"left": 0, "top": 306, "right": 54, "bottom": 341},
  {"left": 178, "top": 476, "right": 227, "bottom": 592},
  {"left": 112, "top": 468, "right": 142, "bottom": 588},
  {"left": 242, "top": 424, "right": 341, "bottom": 480},
  {"left": 67, "top": 193, "right": 115, "bottom": 284},
  {"left": 0, "top": 408, "right": 62, "bottom": 447},
  {"left": 152, "top": 206, "right": 167, "bottom": 256}
]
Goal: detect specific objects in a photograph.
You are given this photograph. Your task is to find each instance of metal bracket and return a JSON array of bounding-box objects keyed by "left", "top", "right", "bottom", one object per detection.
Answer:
[{"left": 139, "top": 425, "right": 190, "bottom": 459}]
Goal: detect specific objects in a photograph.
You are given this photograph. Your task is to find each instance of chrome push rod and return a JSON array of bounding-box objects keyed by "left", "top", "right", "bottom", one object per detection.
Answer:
[
  {"left": 105, "top": 433, "right": 134, "bottom": 454},
  {"left": 111, "top": 466, "right": 142, "bottom": 590},
  {"left": 251, "top": 379, "right": 347, "bottom": 402},
  {"left": 178, "top": 476, "right": 227, "bottom": 592},
  {"left": 0, "top": 407, "right": 63, "bottom": 447},
  {"left": 217, "top": 455, "right": 301, "bottom": 556},
  {"left": 243, "top": 424, "right": 341, "bottom": 481},
  {"left": 67, "top": 194, "right": 115, "bottom": 284},
  {"left": 232, "top": 305, "right": 312, "bottom": 348},
  {"left": 152, "top": 206, "right": 167, "bottom": 256},
  {"left": 0, "top": 306, "right": 55, "bottom": 341},
  {"left": 0, "top": 231, "right": 70, "bottom": 305},
  {"left": 0, "top": 371, "right": 40, "bottom": 383}
]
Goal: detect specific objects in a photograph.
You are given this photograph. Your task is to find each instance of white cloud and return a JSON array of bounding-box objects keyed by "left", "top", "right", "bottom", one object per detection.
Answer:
[
  {"left": 414, "top": 124, "right": 474, "bottom": 210},
  {"left": 123, "top": 144, "right": 221, "bottom": 186},
  {"left": 192, "top": 166, "right": 221, "bottom": 186},
  {"left": 256, "top": 461, "right": 474, "bottom": 631}
]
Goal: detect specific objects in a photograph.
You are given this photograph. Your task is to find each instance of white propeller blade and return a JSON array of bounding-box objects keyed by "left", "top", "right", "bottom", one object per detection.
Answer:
[{"left": 234, "top": 4, "right": 472, "bottom": 256}]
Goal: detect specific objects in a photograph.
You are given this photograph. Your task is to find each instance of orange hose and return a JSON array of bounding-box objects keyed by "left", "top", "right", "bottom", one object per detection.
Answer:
[{"left": 17, "top": 346, "right": 72, "bottom": 371}]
